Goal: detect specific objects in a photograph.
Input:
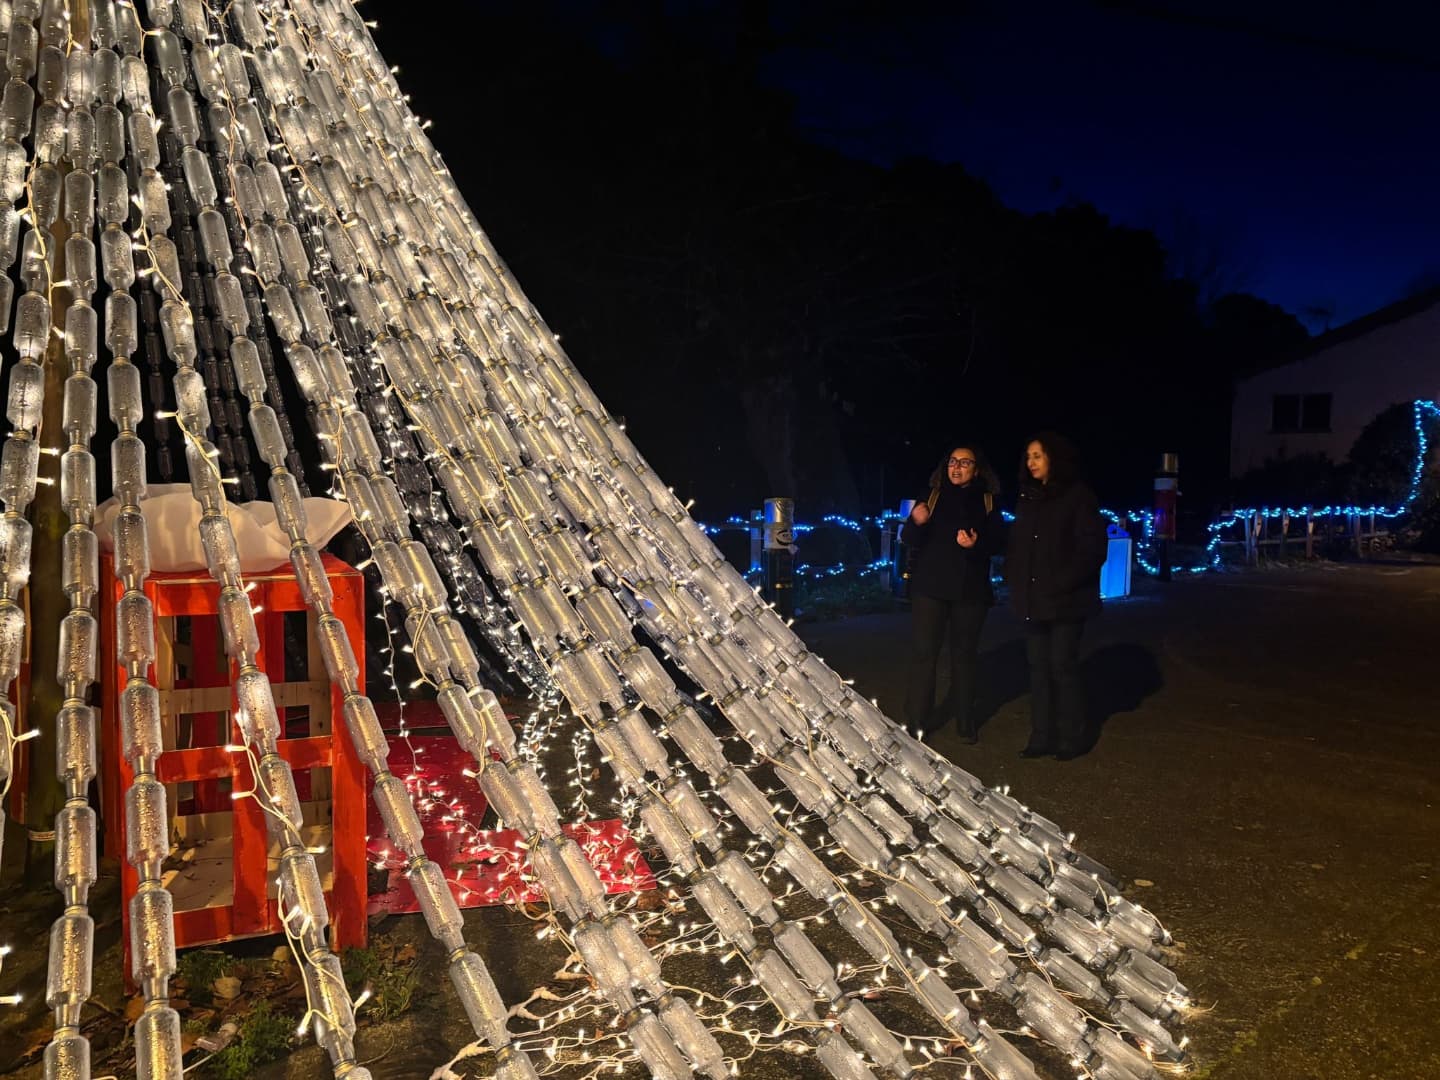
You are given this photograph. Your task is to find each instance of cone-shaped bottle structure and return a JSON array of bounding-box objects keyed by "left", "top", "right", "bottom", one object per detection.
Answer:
[{"left": 0, "top": 3, "right": 1192, "bottom": 1078}]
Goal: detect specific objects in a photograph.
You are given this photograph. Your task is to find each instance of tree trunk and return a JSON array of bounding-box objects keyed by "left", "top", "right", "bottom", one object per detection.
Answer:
[
  {"left": 739, "top": 372, "right": 796, "bottom": 500},
  {"left": 803, "top": 377, "right": 862, "bottom": 515}
]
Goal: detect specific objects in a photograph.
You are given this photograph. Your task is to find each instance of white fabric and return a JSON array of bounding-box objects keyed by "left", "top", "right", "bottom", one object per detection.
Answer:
[{"left": 95, "top": 484, "right": 353, "bottom": 573}]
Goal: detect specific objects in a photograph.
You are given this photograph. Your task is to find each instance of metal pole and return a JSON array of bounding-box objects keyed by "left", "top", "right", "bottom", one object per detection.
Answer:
[
  {"left": 878, "top": 523, "right": 892, "bottom": 592},
  {"left": 896, "top": 498, "right": 916, "bottom": 598},
  {"left": 763, "top": 497, "right": 795, "bottom": 619}
]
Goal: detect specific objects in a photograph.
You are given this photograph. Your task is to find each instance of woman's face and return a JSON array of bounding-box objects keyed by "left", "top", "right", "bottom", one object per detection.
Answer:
[
  {"left": 946, "top": 448, "right": 978, "bottom": 485},
  {"left": 1026, "top": 441, "right": 1050, "bottom": 483}
]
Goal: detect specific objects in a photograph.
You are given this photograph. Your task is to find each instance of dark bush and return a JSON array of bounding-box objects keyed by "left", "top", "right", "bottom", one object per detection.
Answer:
[{"left": 1232, "top": 451, "right": 1344, "bottom": 507}]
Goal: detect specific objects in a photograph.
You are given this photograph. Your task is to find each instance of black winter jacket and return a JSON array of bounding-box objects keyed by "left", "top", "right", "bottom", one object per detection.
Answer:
[
  {"left": 1006, "top": 478, "right": 1107, "bottom": 622},
  {"left": 901, "top": 482, "right": 1001, "bottom": 605}
]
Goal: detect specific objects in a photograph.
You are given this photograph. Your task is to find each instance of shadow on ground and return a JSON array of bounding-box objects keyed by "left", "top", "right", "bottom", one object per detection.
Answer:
[
  {"left": 970, "top": 637, "right": 1028, "bottom": 733},
  {"left": 964, "top": 638, "right": 1163, "bottom": 751},
  {"left": 1082, "top": 641, "right": 1164, "bottom": 749}
]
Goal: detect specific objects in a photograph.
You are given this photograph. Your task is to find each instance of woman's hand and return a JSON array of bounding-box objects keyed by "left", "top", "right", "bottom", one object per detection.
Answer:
[
  {"left": 911, "top": 504, "right": 931, "bottom": 525},
  {"left": 956, "top": 528, "right": 978, "bottom": 548}
]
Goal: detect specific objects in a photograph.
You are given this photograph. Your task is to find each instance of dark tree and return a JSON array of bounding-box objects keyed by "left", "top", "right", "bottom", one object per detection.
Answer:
[{"left": 375, "top": 3, "right": 1312, "bottom": 525}]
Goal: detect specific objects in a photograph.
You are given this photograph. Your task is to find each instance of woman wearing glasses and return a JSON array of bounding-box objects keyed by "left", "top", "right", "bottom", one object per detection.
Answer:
[
  {"left": 1007, "top": 432, "right": 1108, "bottom": 760},
  {"left": 901, "top": 444, "right": 1002, "bottom": 742}
]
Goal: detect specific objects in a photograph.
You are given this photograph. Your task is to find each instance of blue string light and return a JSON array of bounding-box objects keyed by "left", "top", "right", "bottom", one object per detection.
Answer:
[
  {"left": 698, "top": 400, "right": 1439, "bottom": 580},
  {"left": 1173, "top": 398, "right": 1440, "bottom": 575}
]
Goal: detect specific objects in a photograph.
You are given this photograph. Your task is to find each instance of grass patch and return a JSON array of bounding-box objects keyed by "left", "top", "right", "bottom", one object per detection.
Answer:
[
  {"left": 199, "top": 1000, "right": 294, "bottom": 1080},
  {"left": 175, "top": 949, "right": 252, "bottom": 1004},
  {"left": 343, "top": 944, "right": 419, "bottom": 1022}
]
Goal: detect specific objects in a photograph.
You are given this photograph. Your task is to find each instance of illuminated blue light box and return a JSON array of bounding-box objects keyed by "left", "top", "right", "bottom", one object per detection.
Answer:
[{"left": 1101, "top": 529, "right": 1133, "bottom": 600}]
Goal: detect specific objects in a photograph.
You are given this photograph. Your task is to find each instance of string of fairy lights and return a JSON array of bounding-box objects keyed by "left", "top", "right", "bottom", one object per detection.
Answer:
[
  {"left": 0, "top": 2, "right": 1195, "bottom": 1079},
  {"left": 201, "top": 6, "right": 742, "bottom": 1078},
  {"left": 158, "top": 6, "right": 563, "bottom": 1079},
  {"left": 312, "top": 2, "right": 1180, "bottom": 1077},
  {"left": 256, "top": 0, "right": 1188, "bottom": 1075},
  {"left": 567, "top": 455, "right": 1198, "bottom": 1065},
  {"left": 702, "top": 398, "right": 1439, "bottom": 583},
  {"left": 132, "top": 8, "right": 365, "bottom": 1073},
  {"left": 236, "top": 4, "right": 1157, "bottom": 1077}
]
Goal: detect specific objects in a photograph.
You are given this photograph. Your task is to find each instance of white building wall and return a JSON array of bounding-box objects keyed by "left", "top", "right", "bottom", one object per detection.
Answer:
[{"left": 1231, "top": 301, "right": 1440, "bottom": 477}]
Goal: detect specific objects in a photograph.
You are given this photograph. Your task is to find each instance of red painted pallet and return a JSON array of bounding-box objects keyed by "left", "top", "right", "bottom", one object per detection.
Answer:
[{"left": 99, "top": 554, "right": 368, "bottom": 973}]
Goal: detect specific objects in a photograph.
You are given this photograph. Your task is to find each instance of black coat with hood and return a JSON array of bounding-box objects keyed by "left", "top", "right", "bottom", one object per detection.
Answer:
[
  {"left": 901, "top": 477, "right": 1001, "bottom": 606},
  {"left": 1006, "top": 445, "right": 1108, "bottom": 623}
]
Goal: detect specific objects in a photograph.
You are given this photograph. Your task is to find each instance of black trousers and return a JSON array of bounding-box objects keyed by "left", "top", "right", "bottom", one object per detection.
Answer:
[
  {"left": 905, "top": 595, "right": 988, "bottom": 733},
  {"left": 1024, "top": 618, "right": 1086, "bottom": 751}
]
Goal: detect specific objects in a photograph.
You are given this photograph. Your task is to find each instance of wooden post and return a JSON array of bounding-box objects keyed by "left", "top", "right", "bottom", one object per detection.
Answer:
[
  {"left": 1279, "top": 512, "right": 1289, "bottom": 559},
  {"left": 1305, "top": 511, "right": 1314, "bottom": 560},
  {"left": 326, "top": 565, "right": 368, "bottom": 951}
]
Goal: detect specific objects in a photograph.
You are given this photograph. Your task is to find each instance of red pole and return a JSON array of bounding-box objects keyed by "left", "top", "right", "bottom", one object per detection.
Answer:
[{"left": 1154, "top": 453, "right": 1179, "bottom": 581}]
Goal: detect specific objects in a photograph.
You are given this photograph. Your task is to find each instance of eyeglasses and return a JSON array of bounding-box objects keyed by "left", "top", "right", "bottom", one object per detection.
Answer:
[{"left": 947, "top": 458, "right": 977, "bottom": 468}]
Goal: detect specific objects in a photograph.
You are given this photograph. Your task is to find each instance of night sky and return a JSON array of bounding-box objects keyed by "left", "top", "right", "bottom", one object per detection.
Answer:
[
  {"left": 368, "top": 1, "right": 1440, "bottom": 331},
  {"left": 765, "top": 3, "right": 1440, "bottom": 329}
]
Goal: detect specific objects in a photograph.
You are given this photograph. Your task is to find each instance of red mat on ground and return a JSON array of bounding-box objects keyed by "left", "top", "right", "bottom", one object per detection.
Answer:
[{"left": 365, "top": 734, "right": 655, "bottom": 915}]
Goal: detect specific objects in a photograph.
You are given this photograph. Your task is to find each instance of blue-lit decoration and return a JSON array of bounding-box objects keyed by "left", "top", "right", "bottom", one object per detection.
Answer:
[
  {"left": 1101, "top": 527, "right": 1134, "bottom": 600},
  {"left": 1179, "top": 397, "right": 1440, "bottom": 575},
  {"left": 702, "top": 399, "right": 1440, "bottom": 582}
]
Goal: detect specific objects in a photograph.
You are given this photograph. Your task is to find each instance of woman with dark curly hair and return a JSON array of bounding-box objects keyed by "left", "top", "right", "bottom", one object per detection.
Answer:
[
  {"left": 900, "top": 443, "right": 1002, "bottom": 742},
  {"left": 1007, "top": 432, "right": 1108, "bottom": 760}
]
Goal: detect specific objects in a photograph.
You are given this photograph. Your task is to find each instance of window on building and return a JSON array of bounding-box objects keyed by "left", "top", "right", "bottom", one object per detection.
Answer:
[
  {"left": 1271, "top": 394, "right": 1300, "bottom": 432},
  {"left": 1271, "top": 392, "right": 1332, "bottom": 433},
  {"left": 1301, "top": 393, "right": 1331, "bottom": 432}
]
